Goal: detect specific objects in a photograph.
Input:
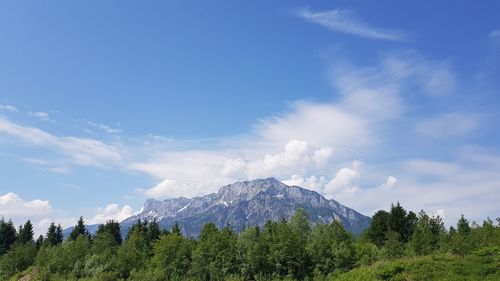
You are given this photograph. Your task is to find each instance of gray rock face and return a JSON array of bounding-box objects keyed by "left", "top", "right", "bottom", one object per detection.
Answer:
[{"left": 121, "top": 178, "right": 371, "bottom": 236}]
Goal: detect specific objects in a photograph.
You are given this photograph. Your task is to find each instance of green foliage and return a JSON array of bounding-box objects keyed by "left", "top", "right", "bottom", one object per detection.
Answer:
[
  {"left": 1, "top": 204, "right": 499, "bottom": 280},
  {"left": 0, "top": 242, "right": 37, "bottom": 279},
  {"left": 367, "top": 210, "right": 389, "bottom": 247},
  {"left": 382, "top": 231, "right": 405, "bottom": 259},
  {"left": 95, "top": 220, "right": 122, "bottom": 245},
  {"left": 408, "top": 210, "right": 445, "bottom": 255},
  {"left": 69, "top": 216, "right": 90, "bottom": 241},
  {"left": 354, "top": 242, "right": 380, "bottom": 266},
  {"left": 266, "top": 218, "right": 309, "bottom": 280},
  {"left": 149, "top": 232, "right": 192, "bottom": 279},
  {"left": 307, "top": 221, "right": 355, "bottom": 276},
  {"left": 18, "top": 220, "right": 34, "bottom": 244},
  {"left": 45, "top": 223, "right": 64, "bottom": 246},
  {"left": 191, "top": 223, "right": 239, "bottom": 280},
  {"left": 0, "top": 218, "right": 17, "bottom": 255},
  {"left": 116, "top": 222, "right": 151, "bottom": 279},
  {"left": 237, "top": 226, "right": 270, "bottom": 279},
  {"left": 333, "top": 252, "right": 500, "bottom": 281}
]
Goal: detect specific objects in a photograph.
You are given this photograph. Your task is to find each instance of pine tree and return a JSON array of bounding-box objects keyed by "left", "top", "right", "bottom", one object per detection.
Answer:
[
  {"left": 95, "top": 220, "right": 122, "bottom": 245},
  {"left": 457, "top": 214, "right": 471, "bottom": 236},
  {"left": 18, "top": 220, "right": 34, "bottom": 244},
  {"left": 36, "top": 235, "right": 44, "bottom": 249},
  {"left": 148, "top": 219, "right": 161, "bottom": 242},
  {"left": 55, "top": 224, "right": 64, "bottom": 244},
  {"left": 46, "top": 222, "right": 56, "bottom": 245},
  {"left": 367, "top": 210, "right": 389, "bottom": 246},
  {"left": 172, "top": 222, "right": 182, "bottom": 236},
  {"left": 69, "top": 216, "right": 89, "bottom": 241},
  {"left": 0, "top": 218, "right": 17, "bottom": 255},
  {"left": 45, "top": 222, "right": 63, "bottom": 246},
  {"left": 409, "top": 210, "right": 434, "bottom": 255},
  {"left": 389, "top": 202, "right": 407, "bottom": 241}
]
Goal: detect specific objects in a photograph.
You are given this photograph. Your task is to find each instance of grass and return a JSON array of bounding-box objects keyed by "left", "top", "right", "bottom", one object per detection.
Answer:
[{"left": 332, "top": 247, "right": 500, "bottom": 281}]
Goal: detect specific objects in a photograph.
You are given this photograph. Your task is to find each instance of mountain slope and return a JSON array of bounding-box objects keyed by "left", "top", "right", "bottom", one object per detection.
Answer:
[{"left": 120, "top": 178, "right": 371, "bottom": 236}]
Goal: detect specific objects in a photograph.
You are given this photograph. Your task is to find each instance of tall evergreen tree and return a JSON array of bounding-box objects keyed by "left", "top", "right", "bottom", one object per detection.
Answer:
[
  {"left": 389, "top": 202, "right": 407, "bottom": 241},
  {"left": 457, "top": 214, "right": 471, "bottom": 236},
  {"left": 45, "top": 222, "right": 63, "bottom": 246},
  {"left": 409, "top": 210, "right": 434, "bottom": 255},
  {"left": 95, "top": 220, "right": 122, "bottom": 245},
  {"left": 45, "top": 222, "right": 57, "bottom": 246},
  {"left": 18, "top": 220, "right": 34, "bottom": 244},
  {"left": 69, "top": 216, "right": 89, "bottom": 241},
  {"left": 172, "top": 222, "right": 182, "bottom": 236},
  {"left": 148, "top": 219, "right": 161, "bottom": 242},
  {"left": 55, "top": 224, "right": 64, "bottom": 244},
  {"left": 0, "top": 219, "right": 17, "bottom": 255},
  {"left": 367, "top": 210, "right": 389, "bottom": 246},
  {"left": 36, "top": 235, "right": 44, "bottom": 249}
]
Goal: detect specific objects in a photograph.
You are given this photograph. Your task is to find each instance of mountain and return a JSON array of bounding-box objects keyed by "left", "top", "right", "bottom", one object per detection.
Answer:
[{"left": 119, "top": 178, "right": 371, "bottom": 236}]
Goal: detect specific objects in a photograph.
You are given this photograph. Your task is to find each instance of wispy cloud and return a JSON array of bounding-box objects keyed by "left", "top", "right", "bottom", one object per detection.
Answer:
[
  {"left": 0, "top": 104, "right": 19, "bottom": 113},
  {"left": 0, "top": 117, "right": 123, "bottom": 167},
  {"left": 490, "top": 29, "right": 500, "bottom": 38},
  {"left": 29, "top": 111, "right": 52, "bottom": 121},
  {"left": 87, "top": 121, "right": 122, "bottom": 134},
  {"left": 298, "top": 8, "right": 406, "bottom": 42}
]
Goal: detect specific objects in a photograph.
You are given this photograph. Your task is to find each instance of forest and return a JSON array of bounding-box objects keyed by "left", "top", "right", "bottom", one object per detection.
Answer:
[{"left": 0, "top": 203, "right": 499, "bottom": 281}]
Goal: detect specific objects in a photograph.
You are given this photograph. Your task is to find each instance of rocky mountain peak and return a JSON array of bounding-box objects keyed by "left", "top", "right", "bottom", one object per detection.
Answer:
[{"left": 116, "top": 178, "right": 372, "bottom": 237}]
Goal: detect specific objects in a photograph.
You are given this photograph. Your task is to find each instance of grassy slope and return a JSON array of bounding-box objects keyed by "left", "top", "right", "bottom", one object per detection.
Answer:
[{"left": 333, "top": 251, "right": 500, "bottom": 281}]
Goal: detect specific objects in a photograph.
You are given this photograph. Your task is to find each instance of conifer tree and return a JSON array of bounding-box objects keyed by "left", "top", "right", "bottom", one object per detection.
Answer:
[
  {"left": 69, "top": 216, "right": 89, "bottom": 241},
  {"left": 95, "top": 220, "right": 122, "bottom": 245},
  {"left": 0, "top": 219, "right": 17, "bottom": 255},
  {"left": 172, "top": 221, "right": 182, "bottom": 236},
  {"left": 55, "top": 224, "right": 64, "bottom": 244},
  {"left": 367, "top": 210, "right": 389, "bottom": 246},
  {"left": 46, "top": 222, "right": 58, "bottom": 246},
  {"left": 457, "top": 214, "right": 471, "bottom": 236},
  {"left": 18, "top": 220, "right": 34, "bottom": 244}
]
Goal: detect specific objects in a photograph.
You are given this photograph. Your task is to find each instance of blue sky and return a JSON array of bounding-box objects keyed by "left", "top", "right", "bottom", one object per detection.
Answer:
[{"left": 1, "top": 1, "right": 499, "bottom": 234}]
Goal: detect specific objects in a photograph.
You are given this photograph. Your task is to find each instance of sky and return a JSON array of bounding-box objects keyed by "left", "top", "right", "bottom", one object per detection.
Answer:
[{"left": 1, "top": 1, "right": 499, "bottom": 235}]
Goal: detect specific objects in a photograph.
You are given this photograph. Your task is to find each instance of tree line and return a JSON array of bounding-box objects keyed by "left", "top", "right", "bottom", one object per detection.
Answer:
[{"left": 0, "top": 202, "right": 499, "bottom": 281}]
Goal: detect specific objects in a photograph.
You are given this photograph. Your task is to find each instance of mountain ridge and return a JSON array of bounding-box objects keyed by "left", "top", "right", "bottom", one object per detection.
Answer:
[
  {"left": 66, "top": 178, "right": 371, "bottom": 237},
  {"left": 121, "top": 177, "right": 371, "bottom": 236}
]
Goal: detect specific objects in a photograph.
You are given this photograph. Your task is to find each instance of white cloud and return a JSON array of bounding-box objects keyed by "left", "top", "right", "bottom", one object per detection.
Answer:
[
  {"left": 255, "top": 101, "right": 373, "bottom": 149},
  {"left": 298, "top": 8, "right": 405, "bottom": 41},
  {"left": 490, "top": 29, "right": 500, "bottom": 38},
  {"left": 0, "top": 117, "right": 123, "bottom": 167},
  {"left": 139, "top": 140, "right": 334, "bottom": 199},
  {"left": 416, "top": 113, "right": 479, "bottom": 139},
  {"left": 324, "top": 161, "right": 361, "bottom": 200},
  {"left": 49, "top": 167, "right": 71, "bottom": 174},
  {"left": 88, "top": 203, "right": 137, "bottom": 224},
  {"left": 143, "top": 178, "right": 195, "bottom": 199},
  {"left": 29, "top": 111, "right": 51, "bottom": 121},
  {"left": 379, "top": 176, "right": 398, "bottom": 189},
  {"left": 245, "top": 139, "right": 333, "bottom": 179},
  {"left": 0, "top": 104, "right": 19, "bottom": 112},
  {"left": 87, "top": 121, "right": 122, "bottom": 134},
  {"left": 0, "top": 192, "right": 52, "bottom": 217},
  {"left": 282, "top": 175, "right": 327, "bottom": 194}
]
